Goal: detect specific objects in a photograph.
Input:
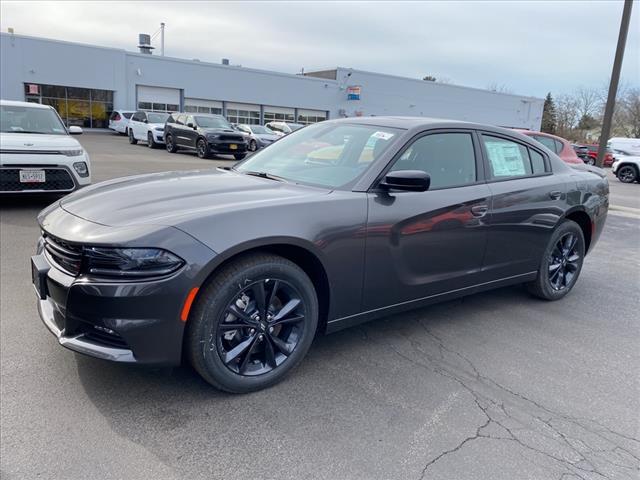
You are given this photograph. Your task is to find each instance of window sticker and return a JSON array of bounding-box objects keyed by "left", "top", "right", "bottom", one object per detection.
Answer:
[
  {"left": 371, "top": 131, "right": 395, "bottom": 141},
  {"left": 485, "top": 140, "right": 526, "bottom": 176}
]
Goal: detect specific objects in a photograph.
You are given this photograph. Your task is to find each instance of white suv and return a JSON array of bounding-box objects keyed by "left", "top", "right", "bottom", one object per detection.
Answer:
[
  {"left": 127, "top": 111, "right": 170, "bottom": 148},
  {"left": 0, "top": 100, "right": 91, "bottom": 194}
]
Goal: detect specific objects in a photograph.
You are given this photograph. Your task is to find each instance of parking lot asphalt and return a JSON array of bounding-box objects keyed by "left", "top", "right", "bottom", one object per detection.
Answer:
[{"left": 1, "top": 132, "right": 639, "bottom": 480}]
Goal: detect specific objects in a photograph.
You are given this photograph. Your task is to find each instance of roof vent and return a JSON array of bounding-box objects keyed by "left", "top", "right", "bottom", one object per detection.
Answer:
[
  {"left": 138, "top": 34, "right": 154, "bottom": 55},
  {"left": 221, "top": 58, "right": 230, "bottom": 65}
]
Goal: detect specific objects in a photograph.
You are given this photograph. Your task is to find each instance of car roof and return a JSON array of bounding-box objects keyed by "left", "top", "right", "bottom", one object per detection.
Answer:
[
  {"left": 0, "top": 99, "right": 51, "bottom": 109},
  {"left": 327, "top": 115, "right": 509, "bottom": 131}
]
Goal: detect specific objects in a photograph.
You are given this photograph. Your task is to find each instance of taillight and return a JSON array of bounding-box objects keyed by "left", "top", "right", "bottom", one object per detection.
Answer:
[{"left": 113, "top": 113, "right": 121, "bottom": 121}]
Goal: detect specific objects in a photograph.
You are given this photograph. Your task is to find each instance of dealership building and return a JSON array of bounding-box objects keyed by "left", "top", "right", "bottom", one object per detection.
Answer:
[{"left": 0, "top": 32, "right": 544, "bottom": 130}]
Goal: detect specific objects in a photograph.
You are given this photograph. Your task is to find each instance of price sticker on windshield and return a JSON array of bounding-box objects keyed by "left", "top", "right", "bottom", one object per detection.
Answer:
[{"left": 372, "top": 131, "right": 395, "bottom": 141}]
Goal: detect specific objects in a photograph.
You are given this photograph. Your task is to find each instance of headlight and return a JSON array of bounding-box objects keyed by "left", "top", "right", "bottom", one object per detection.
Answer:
[
  {"left": 72, "top": 161, "right": 89, "bottom": 177},
  {"left": 154, "top": 126, "right": 164, "bottom": 131},
  {"left": 83, "top": 247, "right": 185, "bottom": 278},
  {"left": 62, "top": 149, "right": 85, "bottom": 157},
  {"left": 206, "top": 134, "right": 219, "bottom": 140}
]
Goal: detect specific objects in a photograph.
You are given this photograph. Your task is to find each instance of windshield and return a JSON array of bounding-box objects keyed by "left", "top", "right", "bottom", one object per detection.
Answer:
[
  {"left": 235, "top": 122, "right": 402, "bottom": 188},
  {"left": 147, "top": 112, "right": 169, "bottom": 124},
  {"left": 195, "top": 116, "right": 232, "bottom": 129},
  {"left": 0, "top": 105, "right": 67, "bottom": 135},
  {"left": 249, "top": 125, "right": 273, "bottom": 134}
]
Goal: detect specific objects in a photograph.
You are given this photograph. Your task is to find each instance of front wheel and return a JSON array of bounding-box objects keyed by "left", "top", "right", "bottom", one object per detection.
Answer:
[
  {"left": 527, "top": 220, "right": 585, "bottom": 301},
  {"left": 248, "top": 139, "right": 258, "bottom": 152},
  {"left": 165, "top": 134, "right": 178, "bottom": 153},
  {"left": 147, "top": 132, "right": 157, "bottom": 149},
  {"left": 196, "top": 138, "right": 210, "bottom": 159},
  {"left": 186, "top": 253, "right": 318, "bottom": 393},
  {"left": 234, "top": 153, "right": 247, "bottom": 160},
  {"left": 587, "top": 157, "right": 595, "bottom": 166},
  {"left": 617, "top": 165, "right": 637, "bottom": 183},
  {"left": 128, "top": 129, "right": 138, "bottom": 145}
]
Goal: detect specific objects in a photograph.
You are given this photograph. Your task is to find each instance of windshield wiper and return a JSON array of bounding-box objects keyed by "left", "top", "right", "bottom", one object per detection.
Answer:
[
  {"left": 5, "top": 130, "right": 50, "bottom": 134},
  {"left": 241, "top": 171, "right": 287, "bottom": 182}
]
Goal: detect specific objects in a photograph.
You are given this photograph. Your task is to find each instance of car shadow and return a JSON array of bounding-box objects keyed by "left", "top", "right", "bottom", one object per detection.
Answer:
[{"left": 73, "top": 285, "right": 531, "bottom": 476}]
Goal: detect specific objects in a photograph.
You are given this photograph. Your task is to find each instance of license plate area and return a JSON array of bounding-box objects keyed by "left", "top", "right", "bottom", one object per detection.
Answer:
[
  {"left": 20, "top": 169, "right": 46, "bottom": 183},
  {"left": 229, "top": 144, "right": 238, "bottom": 150},
  {"left": 31, "top": 255, "right": 50, "bottom": 300}
]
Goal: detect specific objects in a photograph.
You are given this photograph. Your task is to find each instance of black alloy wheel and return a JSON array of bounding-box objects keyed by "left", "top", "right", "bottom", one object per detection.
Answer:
[
  {"left": 216, "top": 279, "right": 305, "bottom": 376},
  {"left": 527, "top": 220, "right": 584, "bottom": 300},
  {"left": 547, "top": 232, "right": 581, "bottom": 291},
  {"left": 147, "top": 132, "right": 156, "bottom": 148},
  {"left": 197, "top": 139, "right": 209, "bottom": 159},
  {"left": 165, "top": 134, "right": 178, "bottom": 153},
  {"left": 128, "top": 129, "right": 137, "bottom": 145},
  {"left": 617, "top": 166, "right": 637, "bottom": 183},
  {"left": 249, "top": 139, "right": 258, "bottom": 152},
  {"left": 186, "top": 253, "right": 318, "bottom": 393}
]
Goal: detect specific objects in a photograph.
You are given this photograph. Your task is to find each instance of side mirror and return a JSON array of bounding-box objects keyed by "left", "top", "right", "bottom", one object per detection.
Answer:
[
  {"left": 143, "top": 118, "right": 148, "bottom": 124},
  {"left": 187, "top": 122, "right": 195, "bottom": 129},
  {"left": 380, "top": 170, "right": 430, "bottom": 192},
  {"left": 68, "top": 126, "right": 83, "bottom": 135}
]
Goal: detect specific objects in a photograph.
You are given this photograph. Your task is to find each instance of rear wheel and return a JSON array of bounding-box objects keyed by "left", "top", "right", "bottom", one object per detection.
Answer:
[
  {"left": 186, "top": 253, "right": 318, "bottom": 393},
  {"left": 128, "top": 129, "right": 138, "bottom": 145},
  {"left": 617, "top": 165, "right": 637, "bottom": 183},
  {"left": 165, "top": 134, "right": 178, "bottom": 153},
  {"left": 196, "top": 138, "right": 210, "bottom": 159},
  {"left": 147, "top": 132, "right": 157, "bottom": 149},
  {"left": 527, "top": 220, "right": 585, "bottom": 301},
  {"left": 587, "top": 157, "right": 595, "bottom": 166}
]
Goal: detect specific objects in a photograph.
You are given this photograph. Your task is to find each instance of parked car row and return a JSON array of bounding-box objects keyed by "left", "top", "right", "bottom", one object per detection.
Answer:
[{"left": 571, "top": 143, "right": 615, "bottom": 167}]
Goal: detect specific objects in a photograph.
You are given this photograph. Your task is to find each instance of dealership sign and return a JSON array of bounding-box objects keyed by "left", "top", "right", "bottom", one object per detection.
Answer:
[{"left": 346, "top": 85, "right": 361, "bottom": 100}]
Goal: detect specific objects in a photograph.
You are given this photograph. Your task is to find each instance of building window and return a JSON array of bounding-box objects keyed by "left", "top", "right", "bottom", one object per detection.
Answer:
[
  {"left": 263, "top": 111, "right": 295, "bottom": 123},
  {"left": 138, "top": 102, "right": 178, "bottom": 113},
  {"left": 24, "top": 83, "right": 113, "bottom": 128}
]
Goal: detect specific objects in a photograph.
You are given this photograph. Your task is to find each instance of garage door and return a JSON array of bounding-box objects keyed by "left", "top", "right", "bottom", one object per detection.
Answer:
[
  {"left": 137, "top": 86, "right": 180, "bottom": 112},
  {"left": 184, "top": 98, "right": 223, "bottom": 115},
  {"left": 264, "top": 106, "right": 295, "bottom": 124},
  {"left": 297, "top": 109, "right": 327, "bottom": 125},
  {"left": 226, "top": 102, "right": 260, "bottom": 125}
]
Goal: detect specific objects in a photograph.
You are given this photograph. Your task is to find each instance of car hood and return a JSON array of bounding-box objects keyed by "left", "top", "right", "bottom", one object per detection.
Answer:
[
  {"left": 0, "top": 132, "right": 80, "bottom": 150},
  {"left": 201, "top": 128, "right": 240, "bottom": 135},
  {"left": 255, "top": 134, "right": 279, "bottom": 141},
  {"left": 60, "top": 169, "right": 329, "bottom": 227},
  {"left": 148, "top": 122, "right": 165, "bottom": 128}
]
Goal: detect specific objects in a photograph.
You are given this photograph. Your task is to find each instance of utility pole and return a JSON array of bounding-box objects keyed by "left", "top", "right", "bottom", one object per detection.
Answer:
[
  {"left": 160, "top": 22, "right": 165, "bottom": 56},
  {"left": 596, "top": 0, "right": 633, "bottom": 167}
]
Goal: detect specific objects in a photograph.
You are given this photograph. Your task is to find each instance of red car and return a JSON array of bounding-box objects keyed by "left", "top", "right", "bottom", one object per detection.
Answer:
[
  {"left": 584, "top": 144, "right": 614, "bottom": 167},
  {"left": 512, "top": 130, "right": 582, "bottom": 165}
]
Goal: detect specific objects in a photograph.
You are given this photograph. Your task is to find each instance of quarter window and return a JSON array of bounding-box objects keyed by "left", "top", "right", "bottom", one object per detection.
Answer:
[
  {"left": 529, "top": 149, "right": 546, "bottom": 174},
  {"left": 483, "top": 136, "right": 532, "bottom": 178},
  {"left": 389, "top": 133, "right": 476, "bottom": 189}
]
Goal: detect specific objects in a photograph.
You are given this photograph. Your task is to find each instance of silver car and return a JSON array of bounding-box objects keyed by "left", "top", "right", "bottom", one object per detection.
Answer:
[{"left": 236, "top": 124, "right": 280, "bottom": 151}]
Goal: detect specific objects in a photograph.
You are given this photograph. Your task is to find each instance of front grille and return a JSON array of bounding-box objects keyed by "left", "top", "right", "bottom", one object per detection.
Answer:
[
  {"left": 43, "top": 233, "right": 83, "bottom": 276},
  {"left": 0, "top": 168, "right": 75, "bottom": 192},
  {"left": 219, "top": 135, "right": 244, "bottom": 142}
]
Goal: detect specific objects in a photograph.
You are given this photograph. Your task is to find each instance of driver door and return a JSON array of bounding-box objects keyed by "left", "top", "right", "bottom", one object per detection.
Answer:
[{"left": 363, "top": 130, "right": 491, "bottom": 310}]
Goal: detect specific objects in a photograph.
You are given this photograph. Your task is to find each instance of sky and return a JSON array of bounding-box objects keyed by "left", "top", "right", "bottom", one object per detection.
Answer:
[{"left": 1, "top": 1, "right": 638, "bottom": 99}]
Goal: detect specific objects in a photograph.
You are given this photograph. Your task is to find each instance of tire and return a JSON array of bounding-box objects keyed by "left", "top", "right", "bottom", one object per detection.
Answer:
[
  {"left": 587, "top": 157, "right": 595, "bottom": 166},
  {"left": 234, "top": 153, "right": 247, "bottom": 161},
  {"left": 527, "top": 220, "right": 585, "bottom": 301},
  {"left": 617, "top": 165, "right": 637, "bottom": 183},
  {"left": 165, "top": 134, "right": 178, "bottom": 153},
  {"left": 186, "top": 253, "right": 318, "bottom": 393},
  {"left": 128, "top": 129, "right": 138, "bottom": 145},
  {"left": 249, "top": 139, "right": 258, "bottom": 152},
  {"left": 147, "top": 132, "right": 157, "bottom": 149},
  {"left": 196, "top": 138, "right": 210, "bottom": 159}
]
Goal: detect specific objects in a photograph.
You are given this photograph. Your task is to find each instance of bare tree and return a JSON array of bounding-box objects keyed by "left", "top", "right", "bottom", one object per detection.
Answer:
[
  {"left": 575, "top": 86, "right": 601, "bottom": 119},
  {"left": 555, "top": 94, "right": 580, "bottom": 139}
]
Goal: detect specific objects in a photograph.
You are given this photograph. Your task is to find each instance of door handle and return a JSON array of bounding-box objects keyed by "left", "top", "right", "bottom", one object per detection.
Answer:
[
  {"left": 549, "top": 191, "right": 562, "bottom": 200},
  {"left": 470, "top": 205, "right": 489, "bottom": 218}
]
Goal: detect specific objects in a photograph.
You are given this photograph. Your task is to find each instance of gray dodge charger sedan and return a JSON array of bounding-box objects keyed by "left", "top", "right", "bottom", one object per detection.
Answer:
[{"left": 32, "top": 117, "right": 609, "bottom": 393}]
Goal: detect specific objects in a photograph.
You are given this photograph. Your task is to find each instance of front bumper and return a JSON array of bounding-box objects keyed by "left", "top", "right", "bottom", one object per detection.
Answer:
[
  {"left": 0, "top": 152, "right": 91, "bottom": 193},
  {"left": 208, "top": 141, "right": 248, "bottom": 154},
  {"left": 32, "top": 210, "right": 217, "bottom": 365}
]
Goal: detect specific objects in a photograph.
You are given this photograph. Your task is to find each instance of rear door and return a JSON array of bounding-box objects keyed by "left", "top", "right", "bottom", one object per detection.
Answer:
[
  {"left": 363, "top": 130, "right": 491, "bottom": 310},
  {"left": 480, "top": 132, "right": 566, "bottom": 279},
  {"left": 173, "top": 114, "right": 191, "bottom": 147}
]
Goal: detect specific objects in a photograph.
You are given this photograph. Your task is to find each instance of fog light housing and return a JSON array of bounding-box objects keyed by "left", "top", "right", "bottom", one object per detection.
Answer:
[{"left": 73, "top": 161, "right": 89, "bottom": 177}]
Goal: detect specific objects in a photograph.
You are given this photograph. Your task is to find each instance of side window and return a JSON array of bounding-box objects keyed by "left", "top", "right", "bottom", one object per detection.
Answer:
[
  {"left": 123, "top": 112, "right": 133, "bottom": 119},
  {"left": 186, "top": 115, "right": 195, "bottom": 126},
  {"left": 175, "top": 115, "right": 186, "bottom": 125},
  {"left": 529, "top": 149, "right": 546, "bottom": 174},
  {"left": 482, "top": 135, "right": 532, "bottom": 178},
  {"left": 553, "top": 139, "right": 563, "bottom": 154},
  {"left": 131, "top": 112, "right": 141, "bottom": 122},
  {"left": 533, "top": 135, "right": 558, "bottom": 153},
  {"left": 389, "top": 133, "right": 476, "bottom": 189}
]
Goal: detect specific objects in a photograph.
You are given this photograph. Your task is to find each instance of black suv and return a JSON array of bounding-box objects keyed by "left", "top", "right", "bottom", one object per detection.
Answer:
[{"left": 164, "top": 113, "right": 248, "bottom": 159}]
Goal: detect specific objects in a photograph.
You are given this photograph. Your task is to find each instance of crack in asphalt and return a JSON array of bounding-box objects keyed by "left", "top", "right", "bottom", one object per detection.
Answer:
[{"left": 357, "top": 318, "right": 639, "bottom": 480}]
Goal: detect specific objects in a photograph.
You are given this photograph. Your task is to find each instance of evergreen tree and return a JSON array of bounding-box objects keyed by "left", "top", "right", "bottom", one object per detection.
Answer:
[{"left": 541, "top": 92, "right": 557, "bottom": 134}]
